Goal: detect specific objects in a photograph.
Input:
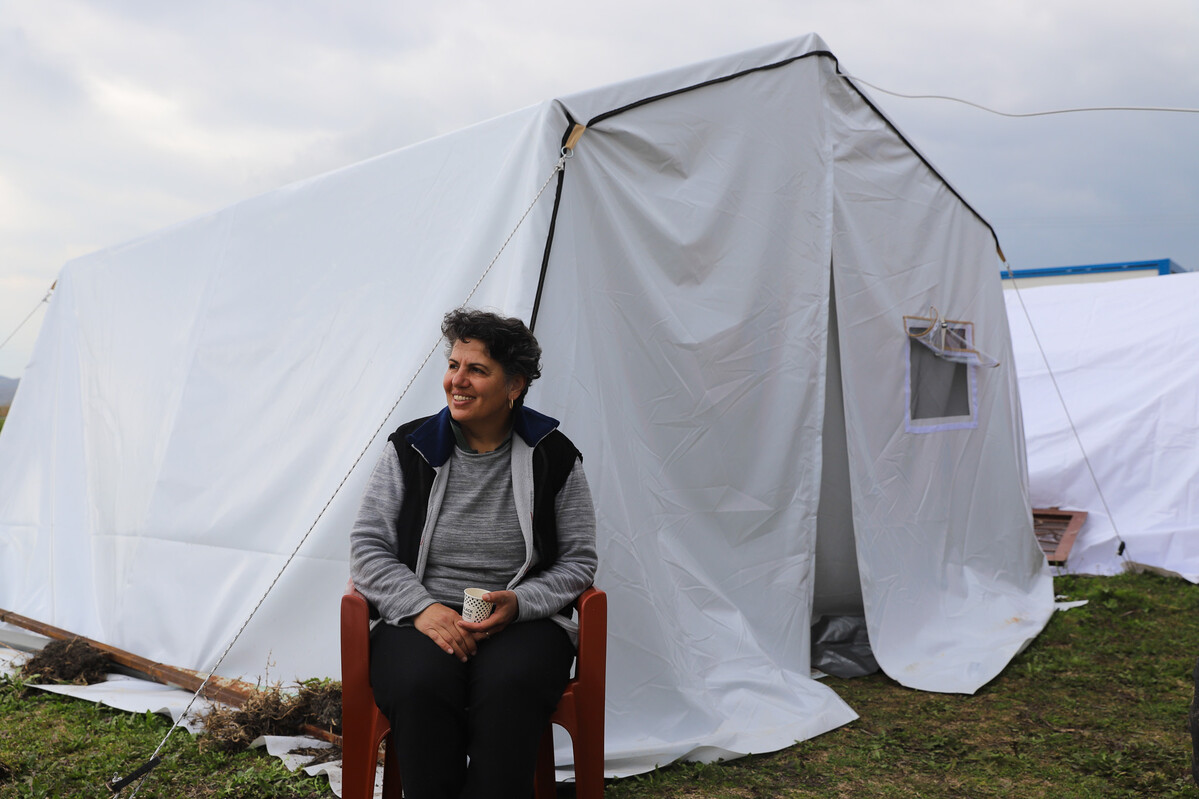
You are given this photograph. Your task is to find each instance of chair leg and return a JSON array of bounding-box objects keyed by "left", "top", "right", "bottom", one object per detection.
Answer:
[
  {"left": 381, "top": 731, "right": 403, "bottom": 799},
  {"left": 533, "top": 722, "right": 557, "bottom": 799},
  {"left": 340, "top": 724, "right": 377, "bottom": 799},
  {"left": 572, "top": 725, "right": 604, "bottom": 799}
]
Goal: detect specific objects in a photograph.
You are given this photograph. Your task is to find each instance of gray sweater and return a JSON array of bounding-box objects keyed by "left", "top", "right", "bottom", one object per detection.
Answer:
[{"left": 350, "top": 430, "right": 598, "bottom": 638}]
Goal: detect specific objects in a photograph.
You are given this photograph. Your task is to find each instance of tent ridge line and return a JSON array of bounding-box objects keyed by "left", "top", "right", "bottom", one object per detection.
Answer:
[
  {"left": 832, "top": 66, "right": 1002, "bottom": 259},
  {"left": 584, "top": 50, "right": 836, "bottom": 128},
  {"left": 576, "top": 46, "right": 1003, "bottom": 259}
]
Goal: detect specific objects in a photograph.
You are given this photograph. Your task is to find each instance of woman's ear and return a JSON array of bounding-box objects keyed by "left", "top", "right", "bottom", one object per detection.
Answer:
[{"left": 507, "top": 375, "right": 528, "bottom": 402}]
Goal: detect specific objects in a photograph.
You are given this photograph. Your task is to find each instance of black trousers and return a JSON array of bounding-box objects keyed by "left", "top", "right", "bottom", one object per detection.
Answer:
[{"left": 370, "top": 617, "right": 575, "bottom": 799}]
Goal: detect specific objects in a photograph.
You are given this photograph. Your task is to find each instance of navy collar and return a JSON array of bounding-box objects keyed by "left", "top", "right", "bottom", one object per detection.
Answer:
[{"left": 407, "top": 405, "right": 560, "bottom": 467}]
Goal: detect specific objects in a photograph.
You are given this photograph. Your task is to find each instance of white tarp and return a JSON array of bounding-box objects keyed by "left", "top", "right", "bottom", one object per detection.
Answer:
[
  {"left": 1006, "top": 272, "right": 1199, "bottom": 581},
  {"left": 0, "top": 35, "right": 1053, "bottom": 776}
]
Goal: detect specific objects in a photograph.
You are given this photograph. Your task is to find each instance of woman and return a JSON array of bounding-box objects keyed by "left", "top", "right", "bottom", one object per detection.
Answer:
[{"left": 350, "top": 307, "right": 597, "bottom": 799}]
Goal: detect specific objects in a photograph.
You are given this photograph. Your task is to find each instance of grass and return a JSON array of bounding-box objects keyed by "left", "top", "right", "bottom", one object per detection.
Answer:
[
  {"left": 1, "top": 571, "right": 1196, "bottom": 797},
  {"left": 602, "top": 571, "right": 1199, "bottom": 798},
  {"left": 0, "top": 676, "right": 334, "bottom": 798}
]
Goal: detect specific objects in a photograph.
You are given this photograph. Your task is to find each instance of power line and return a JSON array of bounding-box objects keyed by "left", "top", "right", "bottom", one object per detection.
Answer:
[{"left": 840, "top": 72, "right": 1199, "bottom": 118}]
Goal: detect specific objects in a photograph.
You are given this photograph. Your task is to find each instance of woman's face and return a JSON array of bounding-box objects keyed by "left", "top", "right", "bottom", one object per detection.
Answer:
[{"left": 443, "top": 338, "right": 524, "bottom": 433}]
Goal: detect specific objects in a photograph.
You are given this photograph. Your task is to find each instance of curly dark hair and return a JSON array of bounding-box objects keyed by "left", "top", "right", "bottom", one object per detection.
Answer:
[{"left": 441, "top": 308, "right": 542, "bottom": 404}]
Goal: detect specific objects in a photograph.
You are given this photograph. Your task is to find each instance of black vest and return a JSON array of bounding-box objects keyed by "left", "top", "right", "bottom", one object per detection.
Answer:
[{"left": 386, "top": 415, "right": 582, "bottom": 579}]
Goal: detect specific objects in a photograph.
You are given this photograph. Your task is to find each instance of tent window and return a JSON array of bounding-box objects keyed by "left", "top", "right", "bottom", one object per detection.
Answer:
[{"left": 904, "top": 317, "right": 979, "bottom": 433}]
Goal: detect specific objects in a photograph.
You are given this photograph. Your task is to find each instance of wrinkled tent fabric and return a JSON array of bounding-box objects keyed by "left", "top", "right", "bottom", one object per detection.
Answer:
[
  {"left": 1006, "top": 272, "right": 1199, "bottom": 583},
  {"left": 0, "top": 35, "right": 1053, "bottom": 775}
]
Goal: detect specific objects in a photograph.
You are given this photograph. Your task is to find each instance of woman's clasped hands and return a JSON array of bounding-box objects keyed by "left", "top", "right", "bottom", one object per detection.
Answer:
[{"left": 413, "top": 590, "right": 519, "bottom": 662}]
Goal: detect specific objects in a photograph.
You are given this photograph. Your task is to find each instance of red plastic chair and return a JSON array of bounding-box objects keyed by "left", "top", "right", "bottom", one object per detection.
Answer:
[{"left": 340, "top": 584, "right": 607, "bottom": 799}]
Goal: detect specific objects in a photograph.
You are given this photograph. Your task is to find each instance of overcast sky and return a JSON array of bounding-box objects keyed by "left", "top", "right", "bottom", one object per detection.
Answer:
[{"left": 2, "top": 0, "right": 1196, "bottom": 377}]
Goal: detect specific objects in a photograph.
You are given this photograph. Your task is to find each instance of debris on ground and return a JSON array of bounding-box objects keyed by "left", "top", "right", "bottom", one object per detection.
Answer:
[
  {"left": 18, "top": 638, "right": 110, "bottom": 685},
  {"left": 292, "top": 678, "right": 341, "bottom": 737},
  {"left": 287, "top": 745, "right": 341, "bottom": 767},
  {"left": 199, "top": 679, "right": 342, "bottom": 753}
]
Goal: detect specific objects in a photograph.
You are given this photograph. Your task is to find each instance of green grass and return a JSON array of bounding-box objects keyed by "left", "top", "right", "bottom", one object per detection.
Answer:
[
  {"left": 0, "top": 678, "right": 331, "bottom": 798},
  {"left": 1, "top": 572, "right": 1197, "bottom": 797},
  {"left": 603, "top": 572, "right": 1199, "bottom": 798}
]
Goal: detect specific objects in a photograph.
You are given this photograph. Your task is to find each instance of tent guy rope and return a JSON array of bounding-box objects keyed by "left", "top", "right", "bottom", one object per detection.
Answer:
[
  {"left": 1002, "top": 264, "right": 1134, "bottom": 569},
  {"left": 0, "top": 284, "right": 54, "bottom": 352},
  {"left": 113, "top": 141, "right": 581, "bottom": 797}
]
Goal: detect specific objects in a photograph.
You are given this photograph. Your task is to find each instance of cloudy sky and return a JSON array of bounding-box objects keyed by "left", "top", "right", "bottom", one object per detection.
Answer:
[{"left": 2, "top": 0, "right": 1196, "bottom": 377}]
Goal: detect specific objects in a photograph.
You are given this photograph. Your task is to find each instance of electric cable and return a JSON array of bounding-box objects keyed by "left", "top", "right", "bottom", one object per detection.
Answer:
[{"left": 839, "top": 72, "right": 1199, "bottom": 118}]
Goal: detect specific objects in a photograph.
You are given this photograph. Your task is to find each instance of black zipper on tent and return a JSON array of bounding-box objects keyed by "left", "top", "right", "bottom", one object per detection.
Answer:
[
  {"left": 527, "top": 49, "right": 1003, "bottom": 308},
  {"left": 528, "top": 113, "right": 579, "bottom": 333}
]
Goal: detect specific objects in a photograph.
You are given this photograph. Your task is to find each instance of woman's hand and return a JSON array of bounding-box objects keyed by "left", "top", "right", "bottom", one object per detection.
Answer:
[
  {"left": 414, "top": 602, "right": 478, "bottom": 662},
  {"left": 457, "top": 590, "right": 519, "bottom": 640}
]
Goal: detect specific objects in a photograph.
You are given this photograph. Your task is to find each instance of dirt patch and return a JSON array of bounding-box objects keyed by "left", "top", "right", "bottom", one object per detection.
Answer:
[
  {"left": 199, "top": 680, "right": 342, "bottom": 753},
  {"left": 19, "top": 638, "right": 110, "bottom": 684}
]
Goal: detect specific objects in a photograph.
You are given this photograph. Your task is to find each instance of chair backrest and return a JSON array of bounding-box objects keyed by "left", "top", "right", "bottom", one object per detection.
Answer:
[{"left": 569, "top": 585, "right": 606, "bottom": 700}]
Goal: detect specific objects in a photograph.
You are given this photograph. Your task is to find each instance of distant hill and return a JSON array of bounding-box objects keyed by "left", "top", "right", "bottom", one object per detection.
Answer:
[{"left": 0, "top": 376, "right": 18, "bottom": 407}]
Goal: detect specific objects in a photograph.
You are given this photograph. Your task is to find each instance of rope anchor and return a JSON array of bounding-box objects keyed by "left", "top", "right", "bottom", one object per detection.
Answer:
[{"left": 107, "top": 756, "right": 161, "bottom": 795}]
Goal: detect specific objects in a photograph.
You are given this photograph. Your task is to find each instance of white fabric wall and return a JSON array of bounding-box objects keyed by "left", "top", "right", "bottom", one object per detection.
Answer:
[
  {"left": 0, "top": 101, "right": 563, "bottom": 680},
  {"left": 826, "top": 66, "right": 1054, "bottom": 692},
  {"left": 1006, "top": 272, "right": 1199, "bottom": 582},
  {"left": 535, "top": 52, "right": 858, "bottom": 770}
]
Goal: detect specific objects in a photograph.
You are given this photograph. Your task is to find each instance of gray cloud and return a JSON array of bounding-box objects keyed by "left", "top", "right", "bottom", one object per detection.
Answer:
[{"left": 1, "top": 0, "right": 1197, "bottom": 376}]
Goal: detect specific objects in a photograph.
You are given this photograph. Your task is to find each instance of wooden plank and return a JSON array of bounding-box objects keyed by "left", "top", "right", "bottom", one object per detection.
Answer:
[
  {"left": 0, "top": 607, "right": 257, "bottom": 707},
  {"left": 1032, "top": 507, "right": 1088, "bottom": 566}
]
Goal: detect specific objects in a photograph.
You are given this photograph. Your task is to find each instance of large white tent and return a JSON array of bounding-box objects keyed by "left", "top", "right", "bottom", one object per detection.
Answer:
[
  {"left": 1006, "top": 271, "right": 1199, "bottom": 582},
  {"left": 0, "top": 35, "right": 1053, "bottom": 774}
]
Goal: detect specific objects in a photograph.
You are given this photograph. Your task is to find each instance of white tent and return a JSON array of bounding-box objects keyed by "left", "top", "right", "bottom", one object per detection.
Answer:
[
  {"left": 0, "top": 35, "right": 1053, "bottom": 774},
  {"left": 1006, "top": 271, "right": 1199, "bottom": 582}
]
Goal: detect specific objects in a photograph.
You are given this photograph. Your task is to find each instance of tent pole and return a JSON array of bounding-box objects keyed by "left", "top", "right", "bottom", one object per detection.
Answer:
[{"left": 0, "top": 606, "right": 257, "bottom": 708}]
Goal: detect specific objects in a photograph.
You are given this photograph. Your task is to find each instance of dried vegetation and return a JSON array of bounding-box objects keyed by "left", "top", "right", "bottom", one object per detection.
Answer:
[
  {"left": 18, "top": 638, "right": 110, "bottom": 685},
  {"left": 198, "top": 679, "right": 342, "bottom": 755}
]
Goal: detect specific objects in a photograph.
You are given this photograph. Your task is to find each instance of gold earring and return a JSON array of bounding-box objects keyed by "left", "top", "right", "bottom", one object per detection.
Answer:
[{"left": 509, "top": 397, "right": 514, "bottom": 410}]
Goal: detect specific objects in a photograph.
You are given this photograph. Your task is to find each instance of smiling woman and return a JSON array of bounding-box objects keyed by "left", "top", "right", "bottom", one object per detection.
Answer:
[
  {"left": 349, "top": 307, "right": 597, "bottom": 798},
  {"left": 444, "top": 338, "right": 519, "bottom": 444},
  {"left": 441, "top": 309, "right": 541, "bottom": 453}
]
